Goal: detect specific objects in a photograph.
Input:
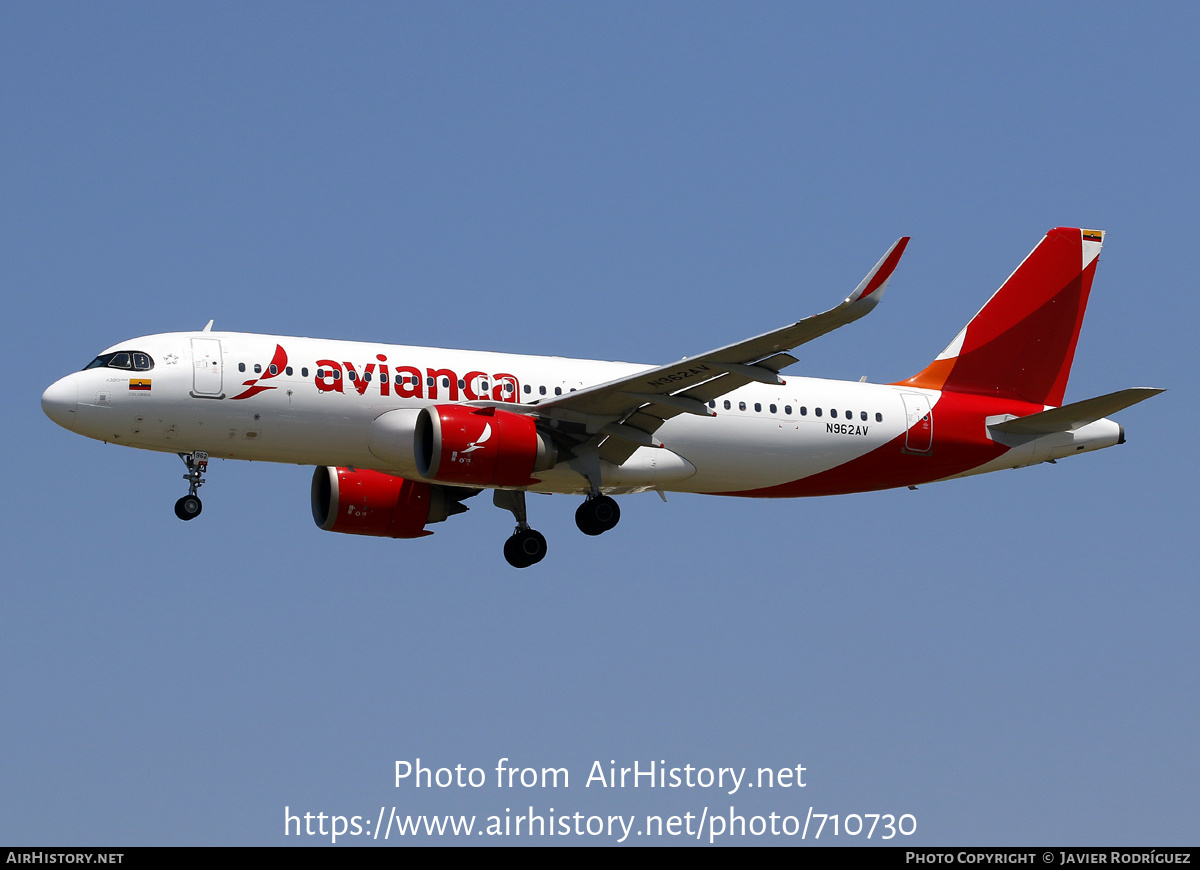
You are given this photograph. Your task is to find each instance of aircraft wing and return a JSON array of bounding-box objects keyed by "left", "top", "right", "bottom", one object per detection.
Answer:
[{"left": 527, "top": 237, "right": 909, "bottom": 462}]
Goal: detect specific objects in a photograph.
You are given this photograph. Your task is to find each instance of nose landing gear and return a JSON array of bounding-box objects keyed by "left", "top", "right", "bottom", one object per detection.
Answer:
[{"left": 174, "top": 451, "right": 208, "bottom": 521}]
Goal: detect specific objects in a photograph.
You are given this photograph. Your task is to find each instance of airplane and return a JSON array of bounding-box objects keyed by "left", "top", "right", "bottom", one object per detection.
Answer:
[{"left": 41, "top": 227, "right": 1162, "bottom": 568}]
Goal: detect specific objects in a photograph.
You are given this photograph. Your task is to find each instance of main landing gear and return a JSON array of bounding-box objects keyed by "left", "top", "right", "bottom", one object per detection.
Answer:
[
  {"left": 575, "top": 494, "right": 620, "bottom": 536},
  {"left": 494, "top": 490, "right": 548, "bottom": 569},
  {"left": 494, "top": 490, "right": 624, "bottom": 568},
  {"left": 504, "top": 528, "right": 548, "bottom": 570},
  {"left": 174, "top": 451, "right": 208, "bottom": 521}
]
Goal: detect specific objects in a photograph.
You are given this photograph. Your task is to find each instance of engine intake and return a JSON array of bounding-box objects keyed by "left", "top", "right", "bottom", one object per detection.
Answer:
[
  {"left": 311, "top": 466, "right": 473, "bottom": 539},
  {"left": 415, "top": 405, "right": 557, "bottom": 486}
]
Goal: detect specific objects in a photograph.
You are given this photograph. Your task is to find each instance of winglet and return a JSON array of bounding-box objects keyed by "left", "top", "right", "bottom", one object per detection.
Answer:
[
  {"left": 202, "top": 319, "right": 214, "bottom": 332},
  {"left": 846, "top": 237, "right": 910, "bottom": 306}
]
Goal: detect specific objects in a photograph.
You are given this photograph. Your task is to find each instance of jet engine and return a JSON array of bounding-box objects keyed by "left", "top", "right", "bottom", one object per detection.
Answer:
[
  {"left": 415, "top": 405, "right": 558, "bottom": 487},
  {"left": 311, "top": 466, "right": 475, "bottom": 538}
]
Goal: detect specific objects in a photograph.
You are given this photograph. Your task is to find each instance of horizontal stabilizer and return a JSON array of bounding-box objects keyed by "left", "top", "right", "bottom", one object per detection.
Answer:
[{"left": 988, "top": 387, "right": 1164, "bottom": 435}]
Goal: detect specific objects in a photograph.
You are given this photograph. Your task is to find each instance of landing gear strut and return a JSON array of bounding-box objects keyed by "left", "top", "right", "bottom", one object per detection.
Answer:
[
  {"left": 575, "top": 494, "right": 620, "bottom": 536},
  {"left": 494, "top": 490, "right": 547, "bottom": 568},
  {"left": 174, "top": 451, "right": 208, "bottom": 521}
]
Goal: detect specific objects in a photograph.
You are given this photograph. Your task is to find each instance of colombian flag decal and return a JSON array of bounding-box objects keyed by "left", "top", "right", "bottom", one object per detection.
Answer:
[
  {"left": 1082, "top": 230, "right": 1103, "bottom": 243},
  {"left": 129, "top": 379, "right": 152, "bottom": 391}
]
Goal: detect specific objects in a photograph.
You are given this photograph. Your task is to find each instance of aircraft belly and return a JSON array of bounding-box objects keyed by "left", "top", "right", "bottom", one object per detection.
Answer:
[
  {"left": 661, "top": 414, "right": 896, "bottom": 493},
  {"left": 527, "top": 447, "right": 697, "bottom": 495},
  {"left": 938, "top": 417, "right": 1122, "bottom": 481},
  {"left": 212, "top": 407, "right": 376, "bottom": 466},
  {"left": 89, "top": 381, "right": 379, "bottom": 467}
]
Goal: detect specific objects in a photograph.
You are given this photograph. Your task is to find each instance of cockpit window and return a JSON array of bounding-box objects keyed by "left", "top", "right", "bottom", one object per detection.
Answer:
[{"left": 83, "top": 351, "right": 155, "bottom": 372}]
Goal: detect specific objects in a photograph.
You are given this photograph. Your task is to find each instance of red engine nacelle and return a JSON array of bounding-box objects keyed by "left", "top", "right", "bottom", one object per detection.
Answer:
[
  {"left": 311, "top": 466, "right": 470, "bottom": 539},
  {"left": 415, "top": 405, "right": 557, "bottom": 486}
]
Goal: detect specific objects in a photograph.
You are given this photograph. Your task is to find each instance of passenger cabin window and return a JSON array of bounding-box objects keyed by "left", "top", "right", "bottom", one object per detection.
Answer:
[{"left": 83, "top": 351, "right": 155, "bottom": 372}]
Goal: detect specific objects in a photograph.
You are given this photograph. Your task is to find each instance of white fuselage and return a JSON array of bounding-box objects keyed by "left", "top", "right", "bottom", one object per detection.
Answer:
[{"left": 42, "top": 330, "right": 1121, "bottom": 497}]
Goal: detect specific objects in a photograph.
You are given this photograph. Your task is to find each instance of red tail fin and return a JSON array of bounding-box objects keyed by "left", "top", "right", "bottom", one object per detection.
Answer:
[{"left": 894, "top": 227, "right": 1104, "bottom": 407}]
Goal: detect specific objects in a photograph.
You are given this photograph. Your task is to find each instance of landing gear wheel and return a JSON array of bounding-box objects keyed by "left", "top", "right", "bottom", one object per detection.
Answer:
[
  {"left": 575, "top": 495, "right": 620, "bottom": 536},
  {"left": 174, "top": 495, "right": 203, "bottom": 521},
  {"left": 503, "top": 529, "right": 547, "bottom": 568},
  {"left": 176, "top": 451, "right": 209, "bottom": 522}
]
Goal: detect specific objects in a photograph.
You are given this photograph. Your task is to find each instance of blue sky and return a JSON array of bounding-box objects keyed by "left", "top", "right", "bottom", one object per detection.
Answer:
[{"left": 2, "top": 3, "right": 1195, "bottom": 845}]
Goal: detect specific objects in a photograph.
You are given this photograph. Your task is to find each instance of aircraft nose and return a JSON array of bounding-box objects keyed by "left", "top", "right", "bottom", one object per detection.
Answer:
[{"left": 42, "top": 376, "right": 78, "bottom": 431}]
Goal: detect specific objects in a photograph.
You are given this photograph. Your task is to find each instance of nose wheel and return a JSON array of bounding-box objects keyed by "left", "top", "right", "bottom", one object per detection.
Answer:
[
  {"left": 174, "top": 451, "right": 208, "bottom": 522},
  {"left": 174, "top": 494, "right": 203, "bottom": 520},
  {"left": 575, "top": 494, "right": 620, "bottom": 536}
]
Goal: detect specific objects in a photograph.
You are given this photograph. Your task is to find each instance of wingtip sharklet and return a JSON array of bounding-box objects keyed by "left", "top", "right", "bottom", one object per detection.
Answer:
[{"left": 849, "top": 236, "right": 910, "bottom": 305}]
